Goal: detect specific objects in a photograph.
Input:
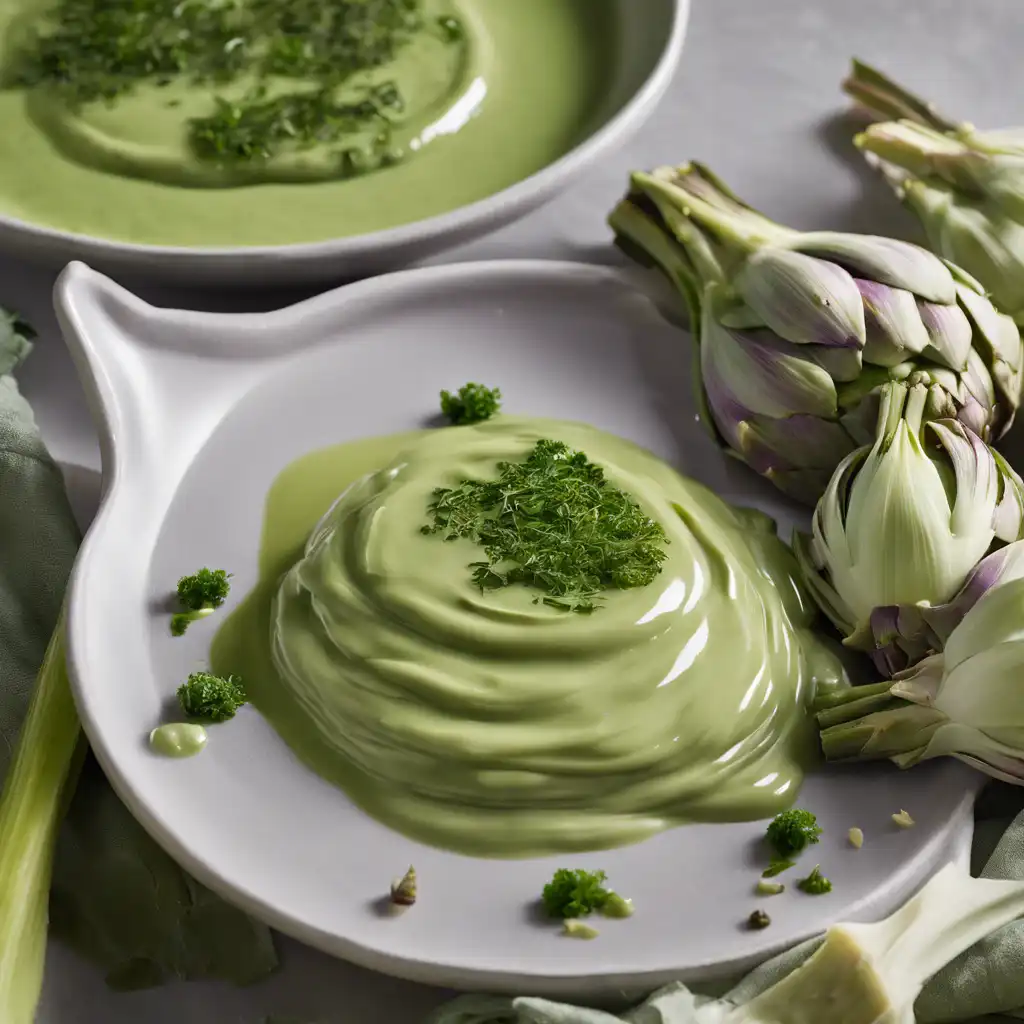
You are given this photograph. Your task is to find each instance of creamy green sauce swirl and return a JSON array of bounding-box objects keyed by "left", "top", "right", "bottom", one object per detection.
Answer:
[{"left": 251, "top": 418, "right": 844, "bottom": 857}]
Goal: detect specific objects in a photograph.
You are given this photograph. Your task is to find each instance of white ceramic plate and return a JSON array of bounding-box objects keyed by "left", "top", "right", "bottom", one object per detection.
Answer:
[
  {"left": 56, "top": 259, "right": 979, "bottom": 998},
  {"left": 2, "top": 1, "right": 687, "bottom": 287}
]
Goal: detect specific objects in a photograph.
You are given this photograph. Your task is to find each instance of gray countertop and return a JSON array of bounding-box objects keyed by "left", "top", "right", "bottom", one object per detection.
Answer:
[{"left": 4, "top": 0, "right": 1021, "bottom": 1020}]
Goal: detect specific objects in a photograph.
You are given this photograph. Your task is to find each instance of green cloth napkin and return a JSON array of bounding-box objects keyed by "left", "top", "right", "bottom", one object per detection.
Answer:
[{"left": 0, "top": 343, "right": 278, "bottom": 991}]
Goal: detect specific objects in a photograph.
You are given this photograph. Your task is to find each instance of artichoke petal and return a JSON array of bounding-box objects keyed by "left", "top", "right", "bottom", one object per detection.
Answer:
[
  {"left": 940, "top": 582, "right": 1024, "bottom": 677},
  {"left": 866, "top": 605, "right": 933, "bottom": 677},
  {"left": 793, "top": 531, "right": 857, "bottom": 637},
  {"left": 956, "top": 347, "right": 999, "bottom": 439},
  {"left": 926, "top": 419, "right": 999, "bottom": 539},
  {"left": 957, "top": 283, "right": 1024, "bottom": 428},
  {"left": 735, "top": 249, "right": 866, "bottom": 349},
  {"left": 701, "top": 312, "right": 839, "bottom": 420},
  {"left": 791, "top": 231, "right": 957, "bottom": 304},
  {"left": 740, "top": 414, "right": 856, "bottom": 471},
  {"left": 857, "top": 279, "right": 930, "bottom": 366},
  {"left": 916, "top": 298, "right": 973, "bottom": 370},
  {"left": 993, "top": 450, "right": 1024, "bottom": 542},
  {"left": 921, "top": 540, "right": 1024, "bottom": 646}
]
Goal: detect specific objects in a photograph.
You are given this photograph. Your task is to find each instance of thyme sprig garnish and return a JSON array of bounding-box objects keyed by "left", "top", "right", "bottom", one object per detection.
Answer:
[
  {"left": 423, "top": 439, "right": 670, "bottom": 612},
  {"left": 7, "top": 0, "right": 462, "bottom": 167}
]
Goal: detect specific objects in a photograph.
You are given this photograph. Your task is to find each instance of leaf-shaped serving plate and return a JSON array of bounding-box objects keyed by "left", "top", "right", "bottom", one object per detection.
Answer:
[{"left": 56, "top": 259, "right": 979, "bottom": 998}]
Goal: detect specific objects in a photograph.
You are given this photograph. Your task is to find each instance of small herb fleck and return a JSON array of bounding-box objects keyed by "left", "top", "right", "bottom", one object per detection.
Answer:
[
  {"left": 171, "top": 567, "right": 232, "bottom": 635},
  {"left": 390, "top": 865, "right": 417, "bottom": 906},
  {"left": 439, "top": 382, "right": 502, "bottom": 424},
  {"left": 600, "top": 892, "right": 634, "bottom": 918},
  {"left": 762, "top": 859, "right": 796, "bottom": 878},
  {"left": 177, "top": 672, "right": 248, "bottom": 722},
  {"left": 748, "top": 909, "right": 771, "bottom": 930},
  {"left": 796, "top": 866, "right": 832, "bottom": 896},
  {"left": 541, "top": 869, "right": 610, "bottom": 919},
  {"left": 766, "top": 808, "right": 822, "bottom": 859},
  {"left": 423, "top": 439, "right": 669, "bottom": 612},
  {"left": 892, "top": 810, "right": 915, "bottom": 829},
  {"left": 562, "top": 919, "right": 599, "bottom": 940},
  {"left": 848, "top": 827, "right": 864, "bottom": 848},
  {"left": 756, "top": 880, "right": 784, "bottom": 896}
]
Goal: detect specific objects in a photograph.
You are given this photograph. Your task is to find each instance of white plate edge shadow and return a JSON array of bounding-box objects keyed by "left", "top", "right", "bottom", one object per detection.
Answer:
[{"left": 52, "top": 259, "right": 981, "bottom": 997}]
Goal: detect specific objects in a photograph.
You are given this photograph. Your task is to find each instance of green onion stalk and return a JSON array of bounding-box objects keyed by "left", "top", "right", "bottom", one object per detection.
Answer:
[
  {"left": 0, "top": 613, "right": 81, "bottom": 1022},
  {"left": 845, "top": 59, "right": 1024, "bottom": 325},
  {"left": 609, "top": 162, "right": 1023, "bottom": 504},
  {"left": 794, "top": 380, "right": 1024, "bottom": 676},
  {"left": 814, "top": 546, "right": 1024, "bottom": 783}
]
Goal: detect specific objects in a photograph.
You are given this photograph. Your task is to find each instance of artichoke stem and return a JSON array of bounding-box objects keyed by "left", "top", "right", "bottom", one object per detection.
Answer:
[{"left": 843, "top": 58, "right": 961, "bottom": 133}]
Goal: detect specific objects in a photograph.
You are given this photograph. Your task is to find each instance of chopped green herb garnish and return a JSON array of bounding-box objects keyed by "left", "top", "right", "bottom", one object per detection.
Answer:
[
  {"left": 423, "top": 439, "right": 669, "bottom": 612},
  {"left": 748, "top": 909, "right": 771, "bottom": 930},
  {"left": 439, "top": 382, "right": 502, "bottom": 425},
  {"left": 542, "top": 869, "right": 610, "bottom": 919},
  {"left": 766, "top": 808, "right": 822, "bottom": 859},
  {"left": 6, "top": 0, "right": 432, "bottom": 166},
  {"left": 177, "top": 672, "right": 248, "bottom": 722},
  {"left": 892, "top": 809, "right": 915, "bottom": 829},
  {"left": 171, "top": 567, "right": 232, "bottom": 636},
  {"left": 189, "top": 82, "right": 404, "bottom": 167},
  {"left": 756, "top": 880, "right": 785, "bottom": 896},
  {"left": 797, "top": 866, "right": 833, "bottom": 896},
  {"left": 761, "top": 859, "right": 796, "bottom": 878}
]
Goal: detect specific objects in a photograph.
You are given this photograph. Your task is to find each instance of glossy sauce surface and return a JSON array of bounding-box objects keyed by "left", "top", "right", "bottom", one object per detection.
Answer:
[{"left": 213, "top": 419, "right": 845, "bottom": 857}]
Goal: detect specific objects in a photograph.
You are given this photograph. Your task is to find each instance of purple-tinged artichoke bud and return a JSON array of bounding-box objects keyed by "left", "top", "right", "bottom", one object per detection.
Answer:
[
  {"left": 794, "top": 382, "right": 1024, "bottom": 676},
  {"left": 609, "top": 161, "right": 1021, "bottom": 504},
  {"left": 846, "top": 58, "right": 1024, "bottom": 329}
]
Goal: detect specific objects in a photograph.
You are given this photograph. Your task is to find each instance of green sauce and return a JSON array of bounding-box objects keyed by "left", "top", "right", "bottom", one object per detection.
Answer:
[
  {"left": 149, "top": 722, "right": 208, "bottom": 758},
  {"left": 601, "top": 892, "right": 634, "bottom": 919},
  {"left": 212, "top": 417, "right": 845, "bottom": 858},
  {"left": 562, "top": 920, "right": 599, "bottom": 940},
  {"left": 0, "top": 0, "right": 617, "bottom": 244}
]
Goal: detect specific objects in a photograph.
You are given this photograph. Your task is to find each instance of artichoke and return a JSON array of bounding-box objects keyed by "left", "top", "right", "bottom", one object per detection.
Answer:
[
  {"left": 794, "top": 381, "right": 1024, "bottom": 676},
  {"left": 815, "top": 551, "right": 1024, "bottom": 783},
  {"left": 610, "top": 162, "right": 1023, "bottom": 503},
  {"left": 845, "top": 59, "right": 1024, "bottom": 324}
]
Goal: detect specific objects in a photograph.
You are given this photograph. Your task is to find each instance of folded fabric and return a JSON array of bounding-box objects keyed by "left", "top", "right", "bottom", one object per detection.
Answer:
[{"left": 0, "top": 338, "right": 277, "bottom": 989}]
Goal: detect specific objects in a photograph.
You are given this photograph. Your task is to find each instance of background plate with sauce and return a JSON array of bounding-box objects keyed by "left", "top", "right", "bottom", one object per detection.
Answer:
[
  {"left": 57, "top": 259, "right": 979, "bottom": 998},
  {"left": 0, "top": 0, "right": 688, "bottom": 285}
]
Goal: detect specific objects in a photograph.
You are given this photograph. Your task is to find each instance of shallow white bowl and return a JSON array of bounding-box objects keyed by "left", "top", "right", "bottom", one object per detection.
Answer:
[
  {"left": 56, "top": 258, "right": 978, "bottom": 998},
  {"left": 2, "top": 1, "right": 687, "bottom": 287}
]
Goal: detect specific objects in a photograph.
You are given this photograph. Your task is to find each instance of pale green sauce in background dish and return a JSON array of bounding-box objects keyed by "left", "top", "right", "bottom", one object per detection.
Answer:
[
  {"left": 212, "top": 418, "right": 845, "bottom": 858},
  {"left": 0, "top": 0, "right": 617, "bottom": 245}
]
